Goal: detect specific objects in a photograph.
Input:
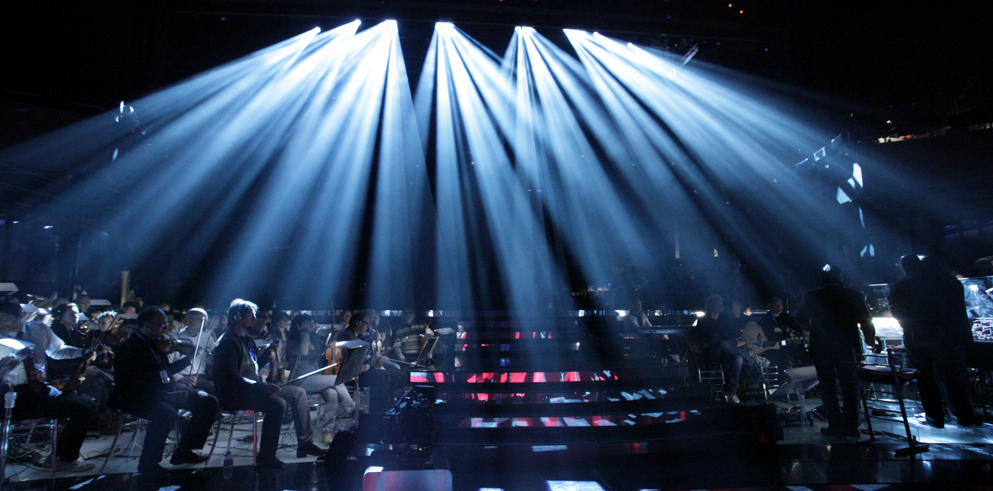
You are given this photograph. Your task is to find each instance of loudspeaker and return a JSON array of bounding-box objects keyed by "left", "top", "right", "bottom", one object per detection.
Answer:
[{"left": 323, "top": 429, "right": 357, "bottom": 471}]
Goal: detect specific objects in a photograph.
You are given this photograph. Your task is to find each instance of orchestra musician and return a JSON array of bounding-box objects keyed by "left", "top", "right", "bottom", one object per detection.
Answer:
[
  {"left": 169, "top": 308, "right": 219, "bottom": 390},
  {"left": 337, "top": 311, "right": 393, "bottom": 415},
  {"left": 212, "top": 299, "right": 323, "bottom": 468},
  {"left": 755, "top": 297, "right": 802, "bottom": 371},
  {"left": 109, "top": 307, "right": 218, "bottom": 478},
  {"left": 0, "top": 296, "right": 96, "bottom": 473},
  {"left": 285, "top": 313, "right": 355, "bottom": 443}
]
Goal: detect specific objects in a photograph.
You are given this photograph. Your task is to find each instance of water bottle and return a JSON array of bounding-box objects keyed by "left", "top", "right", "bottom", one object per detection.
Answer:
[{"left": 223, "top": 450, "right": 233, "bottom": 480}]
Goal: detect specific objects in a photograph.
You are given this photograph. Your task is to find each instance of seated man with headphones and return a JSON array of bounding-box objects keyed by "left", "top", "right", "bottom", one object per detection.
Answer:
[{"left": 212, "top": 299, "right": 324, "bottom": 468}]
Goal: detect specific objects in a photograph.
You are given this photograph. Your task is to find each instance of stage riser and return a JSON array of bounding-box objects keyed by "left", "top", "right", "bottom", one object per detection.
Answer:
[{"left": 434, "top": 403, "right": 781, "bottom": 445}]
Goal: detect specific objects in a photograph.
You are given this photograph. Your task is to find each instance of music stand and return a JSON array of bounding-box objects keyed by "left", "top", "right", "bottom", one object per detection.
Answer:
[
  {"left": 414, "top": 336, "right": 439, "bottom": 368},
  {"left": 331, "top": 339, "right": 369, "bottom": 426},
  {"left": 333, "top": 340, "right": 369, "bottom": 386},
  {"left": 772, "top": 365, "right": 820, "bottom": 428}
]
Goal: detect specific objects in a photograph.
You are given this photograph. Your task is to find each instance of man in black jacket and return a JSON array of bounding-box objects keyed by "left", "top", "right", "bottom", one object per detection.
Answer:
[
  {"left": 889, "top": 254, "right": 981, "bottom": 427},
  {"left": 110, "top": 307, "right": 218, "bottom": 477},
  {"left": 796, "top": 266, "right": 876, "bottom": 437},
  {"left": 212, "top": 299, "right": 323, "bottom": 468}
]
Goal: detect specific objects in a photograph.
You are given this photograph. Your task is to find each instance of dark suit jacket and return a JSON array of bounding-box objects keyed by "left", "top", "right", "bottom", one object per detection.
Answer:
[
  {"left": 211, "top": 331, "right": 268, "bottom": 409},
  {"left": 110, "top": 331, "right": 191, "bottom": 412},
  {"left": 889, "top": 271, "right": 971, "bottom": 345},
  {"left": 796, "top": 284, "right": 875, "bottom": 361}
]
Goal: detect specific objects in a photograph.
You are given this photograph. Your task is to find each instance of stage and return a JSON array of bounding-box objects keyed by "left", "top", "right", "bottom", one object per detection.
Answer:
[{"left": 4, "top": 433, "right": 993, "bottom": 491}]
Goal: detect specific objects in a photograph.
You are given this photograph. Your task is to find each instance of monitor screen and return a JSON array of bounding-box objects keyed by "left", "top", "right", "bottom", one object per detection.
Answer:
[{"left": 962, "top": 276, "right": 993, "bottom": 343}]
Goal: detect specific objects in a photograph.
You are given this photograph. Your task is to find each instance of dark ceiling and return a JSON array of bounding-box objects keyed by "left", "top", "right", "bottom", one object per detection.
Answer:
[{"left": 2, "top": 1, "right": 990, "bottom": 131}]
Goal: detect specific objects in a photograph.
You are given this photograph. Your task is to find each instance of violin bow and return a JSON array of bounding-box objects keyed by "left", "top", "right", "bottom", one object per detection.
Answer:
[{"left": 185, "top": 315, "right": 207, "bottom": 390}]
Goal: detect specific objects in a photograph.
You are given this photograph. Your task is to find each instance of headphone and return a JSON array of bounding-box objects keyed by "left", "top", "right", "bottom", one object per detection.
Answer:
[{"left": 232, "top": 309, "right": 242, "bottom": 321}]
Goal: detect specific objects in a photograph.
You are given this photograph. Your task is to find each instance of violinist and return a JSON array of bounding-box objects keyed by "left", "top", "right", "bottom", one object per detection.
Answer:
[
  {"left": 0, "top": 296, "right": 96, "bottom": 473},
  {"left": 169, "top": 308, "right": 219, "bottom": 390},
  {"left": 47, "top": 303, "right": 89, "bottom": 381},
  {"left": 109, "top": 307, "right": 218, "bottom": 478},
  {"left": 212, "top": 299, "right": 323, "bottom": 468}
]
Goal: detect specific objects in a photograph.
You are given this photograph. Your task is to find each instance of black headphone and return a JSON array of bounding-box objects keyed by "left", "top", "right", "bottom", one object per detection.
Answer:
[{"left": 232, "top": 309, "right": 242, "bottom": 321}]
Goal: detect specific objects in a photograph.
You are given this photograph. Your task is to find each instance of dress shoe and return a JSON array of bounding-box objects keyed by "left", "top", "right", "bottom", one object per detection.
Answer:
[
  {"left": 958, "top": 416, "right": 985, "bottom": 427},
  {"left": 297, "top": 441, "right": 325, "bottom": 458},
  {"left": 36, "top": 455, "right": 96, "bottom": 473},
  {"left": 923, "top": 416, "right": 944, "bottom": 429},
  {"left": 170, "top": 450, "right": 210, "bottom": 465}
]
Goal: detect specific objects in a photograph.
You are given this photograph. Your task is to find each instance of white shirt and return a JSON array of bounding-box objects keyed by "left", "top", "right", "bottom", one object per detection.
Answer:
[
  {"left": 625, "top": 312, "right": 653, "bottom": 329},
  {"left": 2, "top": 321, "right": 85, "bottom": 386},
  {"left": 168, "top": 326, "right": 218, "bottom": 380}
]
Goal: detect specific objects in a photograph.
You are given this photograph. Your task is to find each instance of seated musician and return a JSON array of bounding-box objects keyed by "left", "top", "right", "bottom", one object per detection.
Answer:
[
  {"left": 390, "top": 309, "right": 433, "bottom": 364},
  {"left": 755, "top": 296, "right": 801, "bottom": 370},
  {"left": 337, "top": 311, "right": 394, "bottom": 415},
  {"left": 212, "top": 299, "right": 323, "bottom": 468},
  {"left": 169, "top": 308, "right": 219, "bottom": 391},
  {"left": 0, "top": 296, "right": 96, "bottom": 473},
  {"left": 691, "top": 294, "right": 751, "bottom": 403},
  {"left": 286, "top": 313, "right": 355, "bottom": 443},
  {"left": 109, "top": 307, "right": 218, "bottom": 477},
  {"left": 623, "top": 298, "right": 653, "bottom": 331}
]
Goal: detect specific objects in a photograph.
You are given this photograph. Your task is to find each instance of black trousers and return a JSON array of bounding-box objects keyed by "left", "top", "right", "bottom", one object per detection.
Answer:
[
  {"left": 120, "top": 389, "right": 218, "bottom": 470},
  {"left": 11, "top": 386, "right": 93, "bottom": 462},
  {"left": 701, "top": 340, "right": 746, "bottom": 396},
  {"left": 814, "top": 358, "right": 860, "bottom": 430},
  {"left": 905, "top": 341, "right": 976, "bottom": 424}
]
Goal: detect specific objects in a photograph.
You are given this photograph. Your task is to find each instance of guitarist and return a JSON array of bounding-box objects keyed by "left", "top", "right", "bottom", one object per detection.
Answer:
[
  {"left": 755, "top": 297, "right": 802, "bottom": 371},
  {"left": 0, "top": 296, "right": 96, "bottom": 473}
]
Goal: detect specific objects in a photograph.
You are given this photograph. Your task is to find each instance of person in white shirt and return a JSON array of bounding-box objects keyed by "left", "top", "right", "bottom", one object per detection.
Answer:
[
  {"left": 623, "top": 298, "right": 653, "bottom": 330},
  {"left": 0, "top": 296, "right": 96, "bottom": 473},
  {"left": 168, "top": 308, "right": 218, "bottom": 389}
]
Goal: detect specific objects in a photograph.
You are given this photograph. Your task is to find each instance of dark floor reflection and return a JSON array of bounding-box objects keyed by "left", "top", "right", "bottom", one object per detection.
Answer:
[{"left": 5, "top": 441, "right": 993, "bottom": 491}]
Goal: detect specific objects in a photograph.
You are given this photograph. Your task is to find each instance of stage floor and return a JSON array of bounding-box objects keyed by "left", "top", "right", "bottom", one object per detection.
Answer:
[{"left": 3, "top": 399, "right": 992, "bottom": 490}]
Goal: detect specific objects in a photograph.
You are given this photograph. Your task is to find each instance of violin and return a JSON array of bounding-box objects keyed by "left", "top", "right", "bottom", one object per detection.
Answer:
[
  {"left": 324, "top": 343, "right": 342, "bottom": 376},
  {"left": 153, "top": 336, "right": 196, "bottom": 356}
]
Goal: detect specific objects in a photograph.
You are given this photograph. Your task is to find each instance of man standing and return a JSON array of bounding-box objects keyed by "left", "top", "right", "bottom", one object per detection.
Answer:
[
  {"left": 796, "top": 266, "right": 876, "bottom": 437},
  {"left": 212, "top": 299, "right": 323, "bottom": 468},
  {"left": 0, "top": 296, "right": 95, "bottom": 472},
  {"left": 888, "top": 254, "right": 981, "bottom": 427},
  {"left": 110, "top": 307, "right": 218, "bottom": 477}
]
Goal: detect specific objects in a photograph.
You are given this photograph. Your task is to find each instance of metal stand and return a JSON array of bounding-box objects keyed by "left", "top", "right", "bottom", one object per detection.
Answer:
[
  {"left": 1, "top": 385, "right": 15, "bottom": 485},
  {"left": 858, "top": 349, "right": 929, "bottom": 456},
  {"left": 772, "top": 366, "right": 820, "bottom": 428}
]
